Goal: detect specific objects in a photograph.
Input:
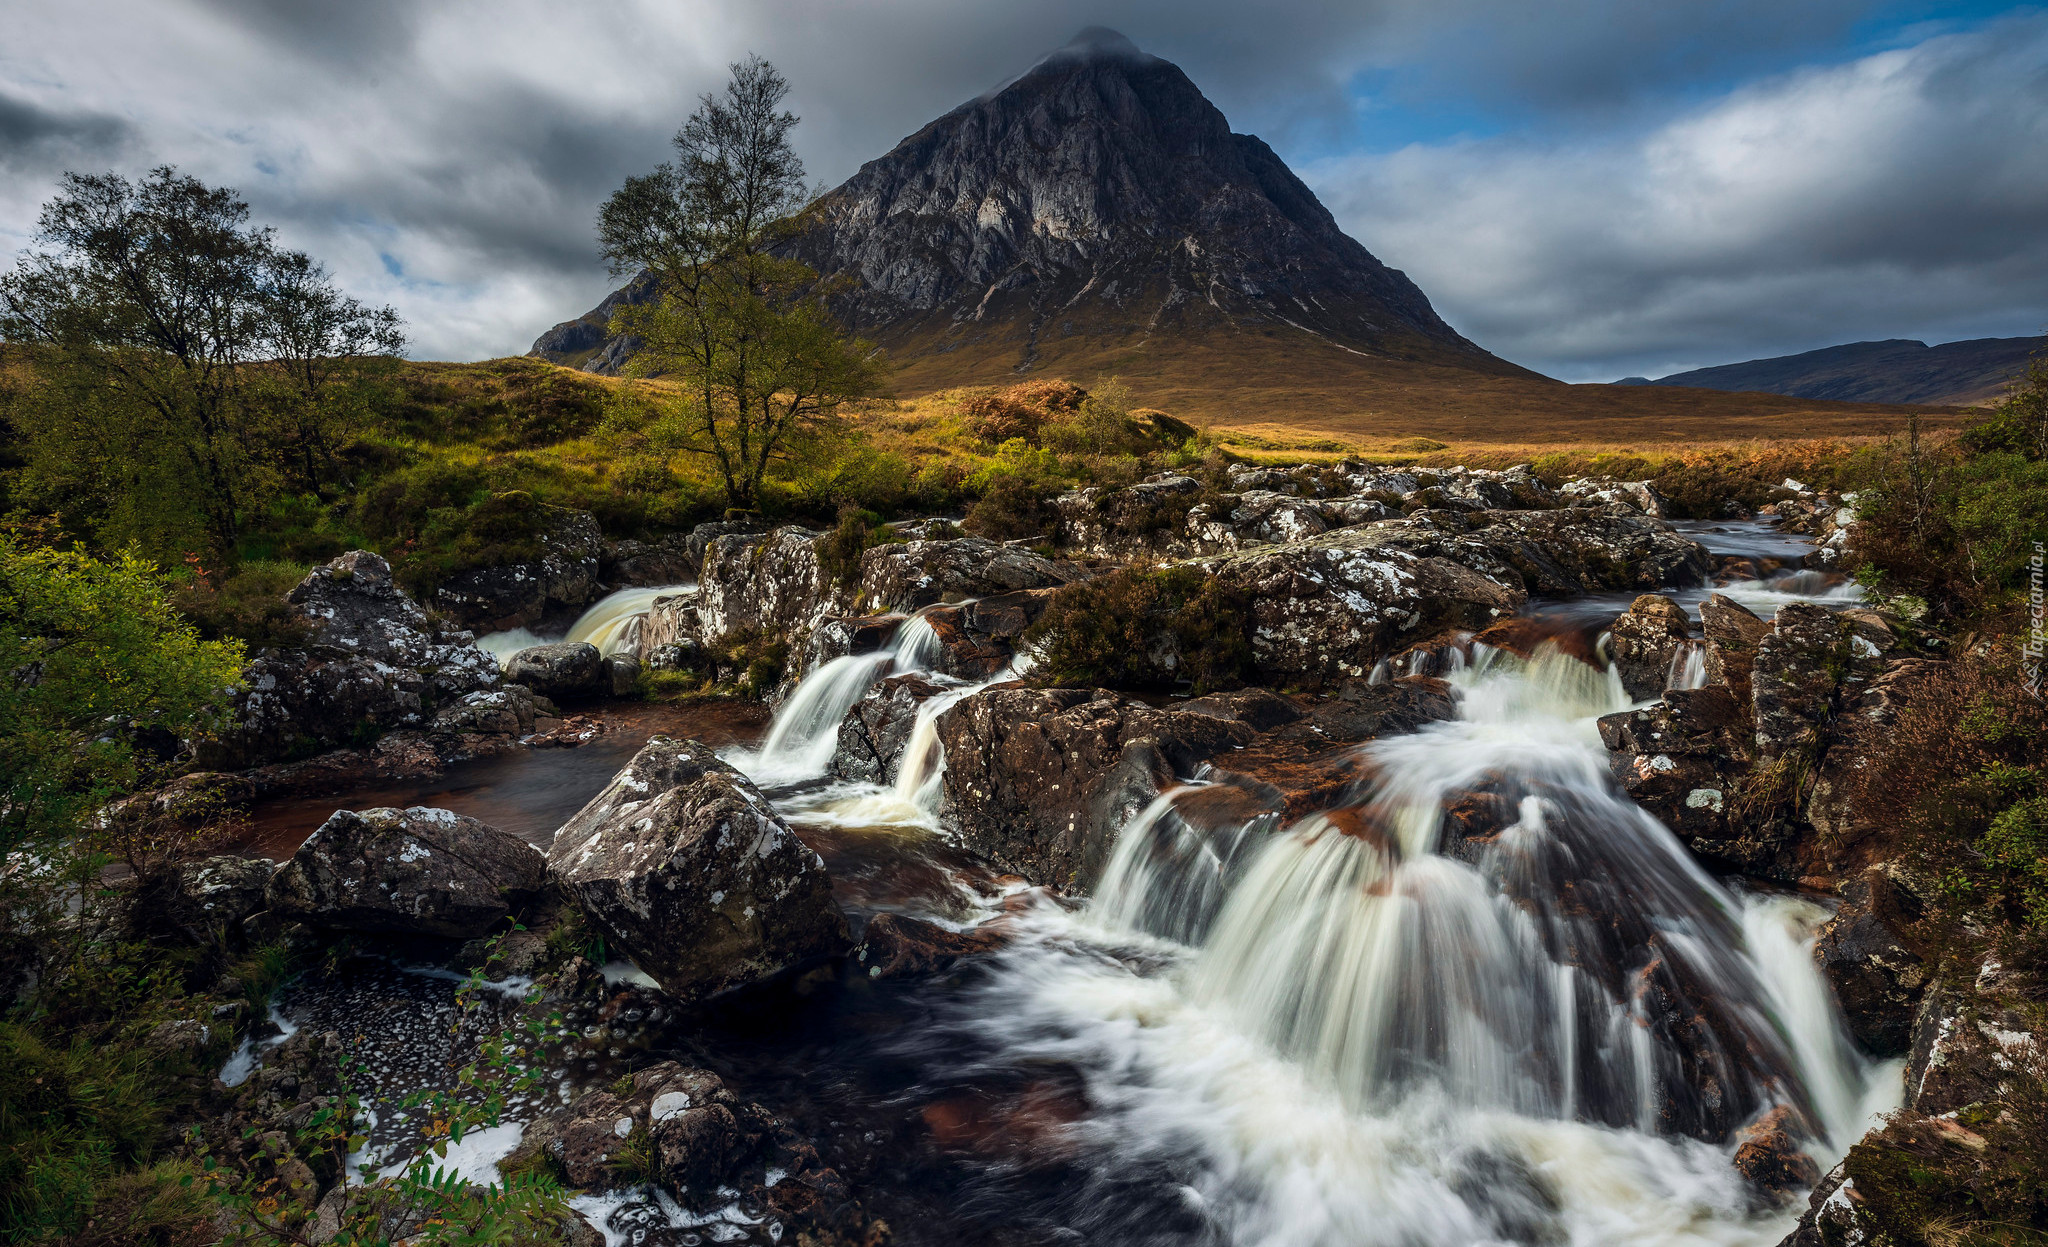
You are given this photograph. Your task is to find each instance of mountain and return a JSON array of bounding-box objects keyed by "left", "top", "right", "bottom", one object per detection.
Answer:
[
  {"left": 1614, "top": 336, "right": 2043, "bottom": 407},
  {"left": 529, "top": 30, "right": 1947, "bottom": 441},
  {"left": 534, "top": 29, "right": 1533, "bottom": 387}
]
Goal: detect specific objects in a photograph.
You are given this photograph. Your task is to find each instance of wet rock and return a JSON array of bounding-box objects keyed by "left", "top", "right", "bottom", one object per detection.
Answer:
[
  {"left": 1597, "top": 686, "right": 1760, "bottom": 866},
  {"left": 1608, "top": 594, "right": 1693, "bottom": 700},
  {"left": 503, "top": 641, "right": 605, "bottom": 701},
  {"left": 433, "top": 508, "right": 603, "bottom": 632},
  {"left": 1699, "top": 594, "right": 1770, "bottom": 705},
  {"left": 855, "top": 536, "right": 1075, "bottom": 613},
  {"left": 1200, "top": 530, "right": 1523, "bottom": 684},
  {"left": 961, "top": 588, "right": 1059, "bottom": 641},
  {"left": 1815, "top": 869, "right": 1928, "bottom": 1057},
  {"left": 696, "top": 526, "right": 839, "bottom": 639},
  {"left": 1776, "top": 1161, "right": 1867, "bottom": 1247},
  {"left": 264, "top": 806, "right": 547, "bottom": 938},
  {"left": 1804, "top": 657, "right": 1945, "bottom": 870},
  {"left": 934, "top": 686, "right": 1262, "bottom": 888},
  {"left": 853, "top": 913, "right": 1004, "bottom": 979},
  {"left": 1902, "top": 975, "right": 2041, "bottom": 1115},
  {"left": 197, "top": 552, "right": 501, "bottom": 770},
  {"left": 547, "top": 737, "right": 848, "bottom": 1000},
  {"left": 831, "top": 673, "right": 948, "bottom": 784},
  {"left": 1732, "top": 1106, "right": 1821, "bottom": 1200},
  {"left": 602, "top": 653, "right": 640, "bottom": 698}
]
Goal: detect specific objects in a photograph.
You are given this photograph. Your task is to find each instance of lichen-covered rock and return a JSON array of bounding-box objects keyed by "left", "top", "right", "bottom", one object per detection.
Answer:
[
  {"left": 264, "top": 806, "right": 547, "bottom": 938},
  {"left": 1803, "top": 655, "right": 1942, "bottom": 867},
  {"left": 1200, "top": 530, "right": 1523, "bottom": 683},
  {"left": 602, "top": 654, "right": 640, "bottom": 698},
  {"left": 503, "top": 641, "right": 605, "bottom": 701},
  {"left": 696, "top": 526, "right": 840, "bottom": 639},
  {"left": 198, "top": 552, "right": 501, "bottom": 770},
  {"left": 429, "top": 685, "right": 540, "bottom": 737},
  {"left": 632, "top": 589, "right": 700, "bottom": 662},
  {"left": 1752, "top": 603, "right": 1894, "bottom": 761},
  {"left": 1597, "top": 686, "right": 1759, "bottom": 865},
  {"left": 1558, "top": 477, "right": 1670, "bottom": 518},
  {"left": 137, "top": 855, "right": 275, "bottom": 947},
  {"left": 1608, "top": 594, "right": 1693, "bottom": 700},
  {"left": 602, "top": 532, "right": 697, "bottom": 586},
  {"left": 433, "top": 509, "right": 603, "bottom": 632},
  {"left": 546, "top": 737, "right": 848, "bottom": 1000},
  {"left": 855, "top": 536, "right": 1075, "bottom": 613}
]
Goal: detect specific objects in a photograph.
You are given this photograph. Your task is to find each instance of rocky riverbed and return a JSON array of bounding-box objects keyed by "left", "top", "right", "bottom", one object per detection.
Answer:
[{"left": 115, "top": 462, "right": 1997, "bottom": 1247}]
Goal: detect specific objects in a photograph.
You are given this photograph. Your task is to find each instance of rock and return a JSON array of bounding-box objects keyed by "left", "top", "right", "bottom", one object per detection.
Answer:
[
  {"left": 1752, "top": 603, "right": 1894, "bottom": 761},
  {"left": 853, "top": 913, "right": 1004, "bottom": 979},
  {"left": 831, "top": 673, "right": 949, "bottom": 784},
  {"left": 1814, "top": 869, "right": 1928, "bottom": 1057},
  {"left": 1187, "top": 490, "right": 1332, "bottom": 548},
  {"left": 602, "top": 654, "right": 641, "bottom": 698},
  {"left": 1699, "top": 594, "right": 1770, "bottom": 705},
  {"left": 933, "top": 687, "right": 1261, "bottom": 888},
  {"left": 696, "top": 526, "right": 839, "bottom": 639},
  {"left": 632, "top": 589, "right": 701, "bottom": 662},
  {"left": 1597, "top": 686, "right": 1760, "bottom": 866},
  {"left": 140, "top": 855, "right": 276, "bottom": 947},
  {"left": 855, "top": 536, "right": 1075, "bottom": 613},
  {"left": 433, "top": 508, "right": 604, "bottom": 633},
  {"left": 534, "top": 1062, "right": 774, "bottom": 1191},
  {"left": 264, "top": 806, "right": 548, "bottom": 938},
  {"left": 1902, "top": 975, "right": 2042, "bottom": 1115},
  {"left": 1052, "top": 475, "right": 1209, "bottom": 559},
  {"left": 1559, "top": 477, "right": 1670, "bottom": 518},
  {"left": 546, "top": 737, "right": 848, "bottom": 1000},
  {"left": 1732, "top": 1106, "right": 1821, "bottom": 1201},
  {"left": 931, "top": 682, "right": 1456, "bottom": 889},
  {"left": 198, "top": 552, "right": 501, "bottom": 770},
  {"left": 1776, "top": 1162, "right": 1866, "bottom": 1247},
  {"left": 1803, "top": 658, "right": 1946, "bottom": 871},
  {"left": 602, "top": 532, "right": 696, "bottom": 585},
  {"left": 429, "top": 684, "right": 539, "bottom": 737},
  {"left": 503, "top": 642, "right": 605, "bottom": 701},
  {"left": 1608, "top": 594, "right": 1693, "bottom": 700},
  {"left": 961, "top": 588, "right": 1059, "bottom": 640},
  {"left": 1199, "top": 529, "right": 1523, "bottom": 683}
]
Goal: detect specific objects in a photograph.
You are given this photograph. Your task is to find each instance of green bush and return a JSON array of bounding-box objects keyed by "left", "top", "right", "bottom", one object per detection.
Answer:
[
  {"left": 964, "top": 440, "right": 1067, "bottom": 540},
  {"left": 1025, "top": 565, "right": 1255, "bottom": 693},
  {"left": 170, "top": 560, "right": 312, "bottom": 649}
]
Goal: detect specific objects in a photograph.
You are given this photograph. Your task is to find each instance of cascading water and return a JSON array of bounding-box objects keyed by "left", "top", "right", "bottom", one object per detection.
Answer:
[
  {"left": 472, "top": 584, "right": 695, "bottom": 667},
  {"left": 1667, "top": 640, "right": 1710, "bottom": 691},
  {"left": 944, "top": 642, "right": 1900, "bottom": 1245},
  {"left": 725, "top": 614, "right": 942, "bottom": 786}
]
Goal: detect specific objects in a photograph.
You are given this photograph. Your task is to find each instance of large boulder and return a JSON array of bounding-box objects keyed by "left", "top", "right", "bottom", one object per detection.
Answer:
[
  {"left": 546, "top": 737, "right": 848, "bottom": 1000},
  {"left": 1597, "top": 686, "right": 1760, "bottom": 867},
  {"left": 930, "top": 682, "right": 1457, "bottom": 890},
  {"left": 264, "top": 806, "right": 548, "bottom": 938},
  {"left": 432, "top": 508, "right": 604, "bottom": 633},
  {"left": 1608, "top": 594, "right": 1693, "bottom": 700},
  {"left": 503, "top": 642, "right": 605, "bottom": 701},
  {"left": 1199, "top": 530, "right": 1523, "bottom": 683},
  {"left": 854, "top": 536, "right": 1076, "bottom": 613},
  {"left": 1751, "top": 603, "right": 1895, "bottom": 761},
  {"left": 198, "top": 552, "right": 501, "bottom": 770},
  {"left": 695, "top": 526, "right": 840, "bottom": 640}
]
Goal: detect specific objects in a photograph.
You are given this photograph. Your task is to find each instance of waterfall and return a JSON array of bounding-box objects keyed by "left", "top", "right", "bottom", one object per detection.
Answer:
[
  {"left": 1094, "top": 645, "right": 1885, "bottom": 1144},
  {"left": 471, "top": 584, "right": 694, "bottom": 667},
  {"left": 564, "top": 585, "right": 694, "bottom": 656},
  {"left": 799, "top": 662, "right": 1019, "bottom": 827},
  {"left": 725, "top": 614, "right": 942, "bottom": 786},
  {"left": 1666, "top": 640, "right": 1709, "bottom": 691}
]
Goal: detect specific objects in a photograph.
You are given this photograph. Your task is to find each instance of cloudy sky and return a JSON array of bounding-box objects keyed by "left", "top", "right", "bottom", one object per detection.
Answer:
[{"left": 3, "top": 0, "right": 2042, "bottom": 380}]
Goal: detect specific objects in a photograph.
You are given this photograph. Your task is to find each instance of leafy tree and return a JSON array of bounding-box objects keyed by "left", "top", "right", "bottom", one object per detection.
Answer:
[
  {"left": 597, "top": 57, "right": 884, "bottom": 511},
  {"left": 0, "top": 532, "right": 244, "bottom": 909},
  {"left": 0, "top": 167, "right": 404, "bottom": 562}
]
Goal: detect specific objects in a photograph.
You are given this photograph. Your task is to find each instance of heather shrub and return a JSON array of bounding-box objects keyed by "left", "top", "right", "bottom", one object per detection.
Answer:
[{"left": 1025, "top": 565, "right": 1255, "bottom": 693}]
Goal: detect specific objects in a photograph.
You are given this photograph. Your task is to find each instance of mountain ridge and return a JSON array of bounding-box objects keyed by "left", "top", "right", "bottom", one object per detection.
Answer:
[{"left": 1614, "top": 335, "right": 2043, "bottom": 407}]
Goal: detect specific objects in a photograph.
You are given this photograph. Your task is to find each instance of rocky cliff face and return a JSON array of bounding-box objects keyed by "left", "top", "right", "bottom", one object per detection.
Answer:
[{"left": 533, "top": 28, "right": 1518, "bottom": 380}]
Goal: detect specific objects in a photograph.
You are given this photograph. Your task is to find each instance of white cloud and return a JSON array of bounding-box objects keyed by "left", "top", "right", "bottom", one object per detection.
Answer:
[{"left": 1310, "top": 14, "right": 2048, "bottom": 379}]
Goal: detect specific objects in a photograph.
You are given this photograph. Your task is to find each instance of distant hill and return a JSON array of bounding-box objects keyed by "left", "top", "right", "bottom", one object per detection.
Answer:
[{"left": 1614, "top": 336, "right": 2043, "bottom": 407}]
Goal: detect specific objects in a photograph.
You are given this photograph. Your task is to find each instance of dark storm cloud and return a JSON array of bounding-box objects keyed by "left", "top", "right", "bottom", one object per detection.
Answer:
[{"left": 2, "top": 0, "right": 2042, "bottom": 370}]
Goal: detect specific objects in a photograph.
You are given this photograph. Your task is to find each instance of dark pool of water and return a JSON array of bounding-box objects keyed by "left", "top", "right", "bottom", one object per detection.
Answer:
[
  {"left": 1670, "top": 518, "right": 1816, "bottom": 562},
  {"left": 241, "top": 700, "right": 768, "bottom": 860}
]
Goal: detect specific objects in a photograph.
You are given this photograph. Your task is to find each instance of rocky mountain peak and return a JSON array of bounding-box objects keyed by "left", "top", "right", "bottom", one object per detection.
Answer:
[{"left": 535, "top": 30, "right": 1519, "bottom": 382}]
